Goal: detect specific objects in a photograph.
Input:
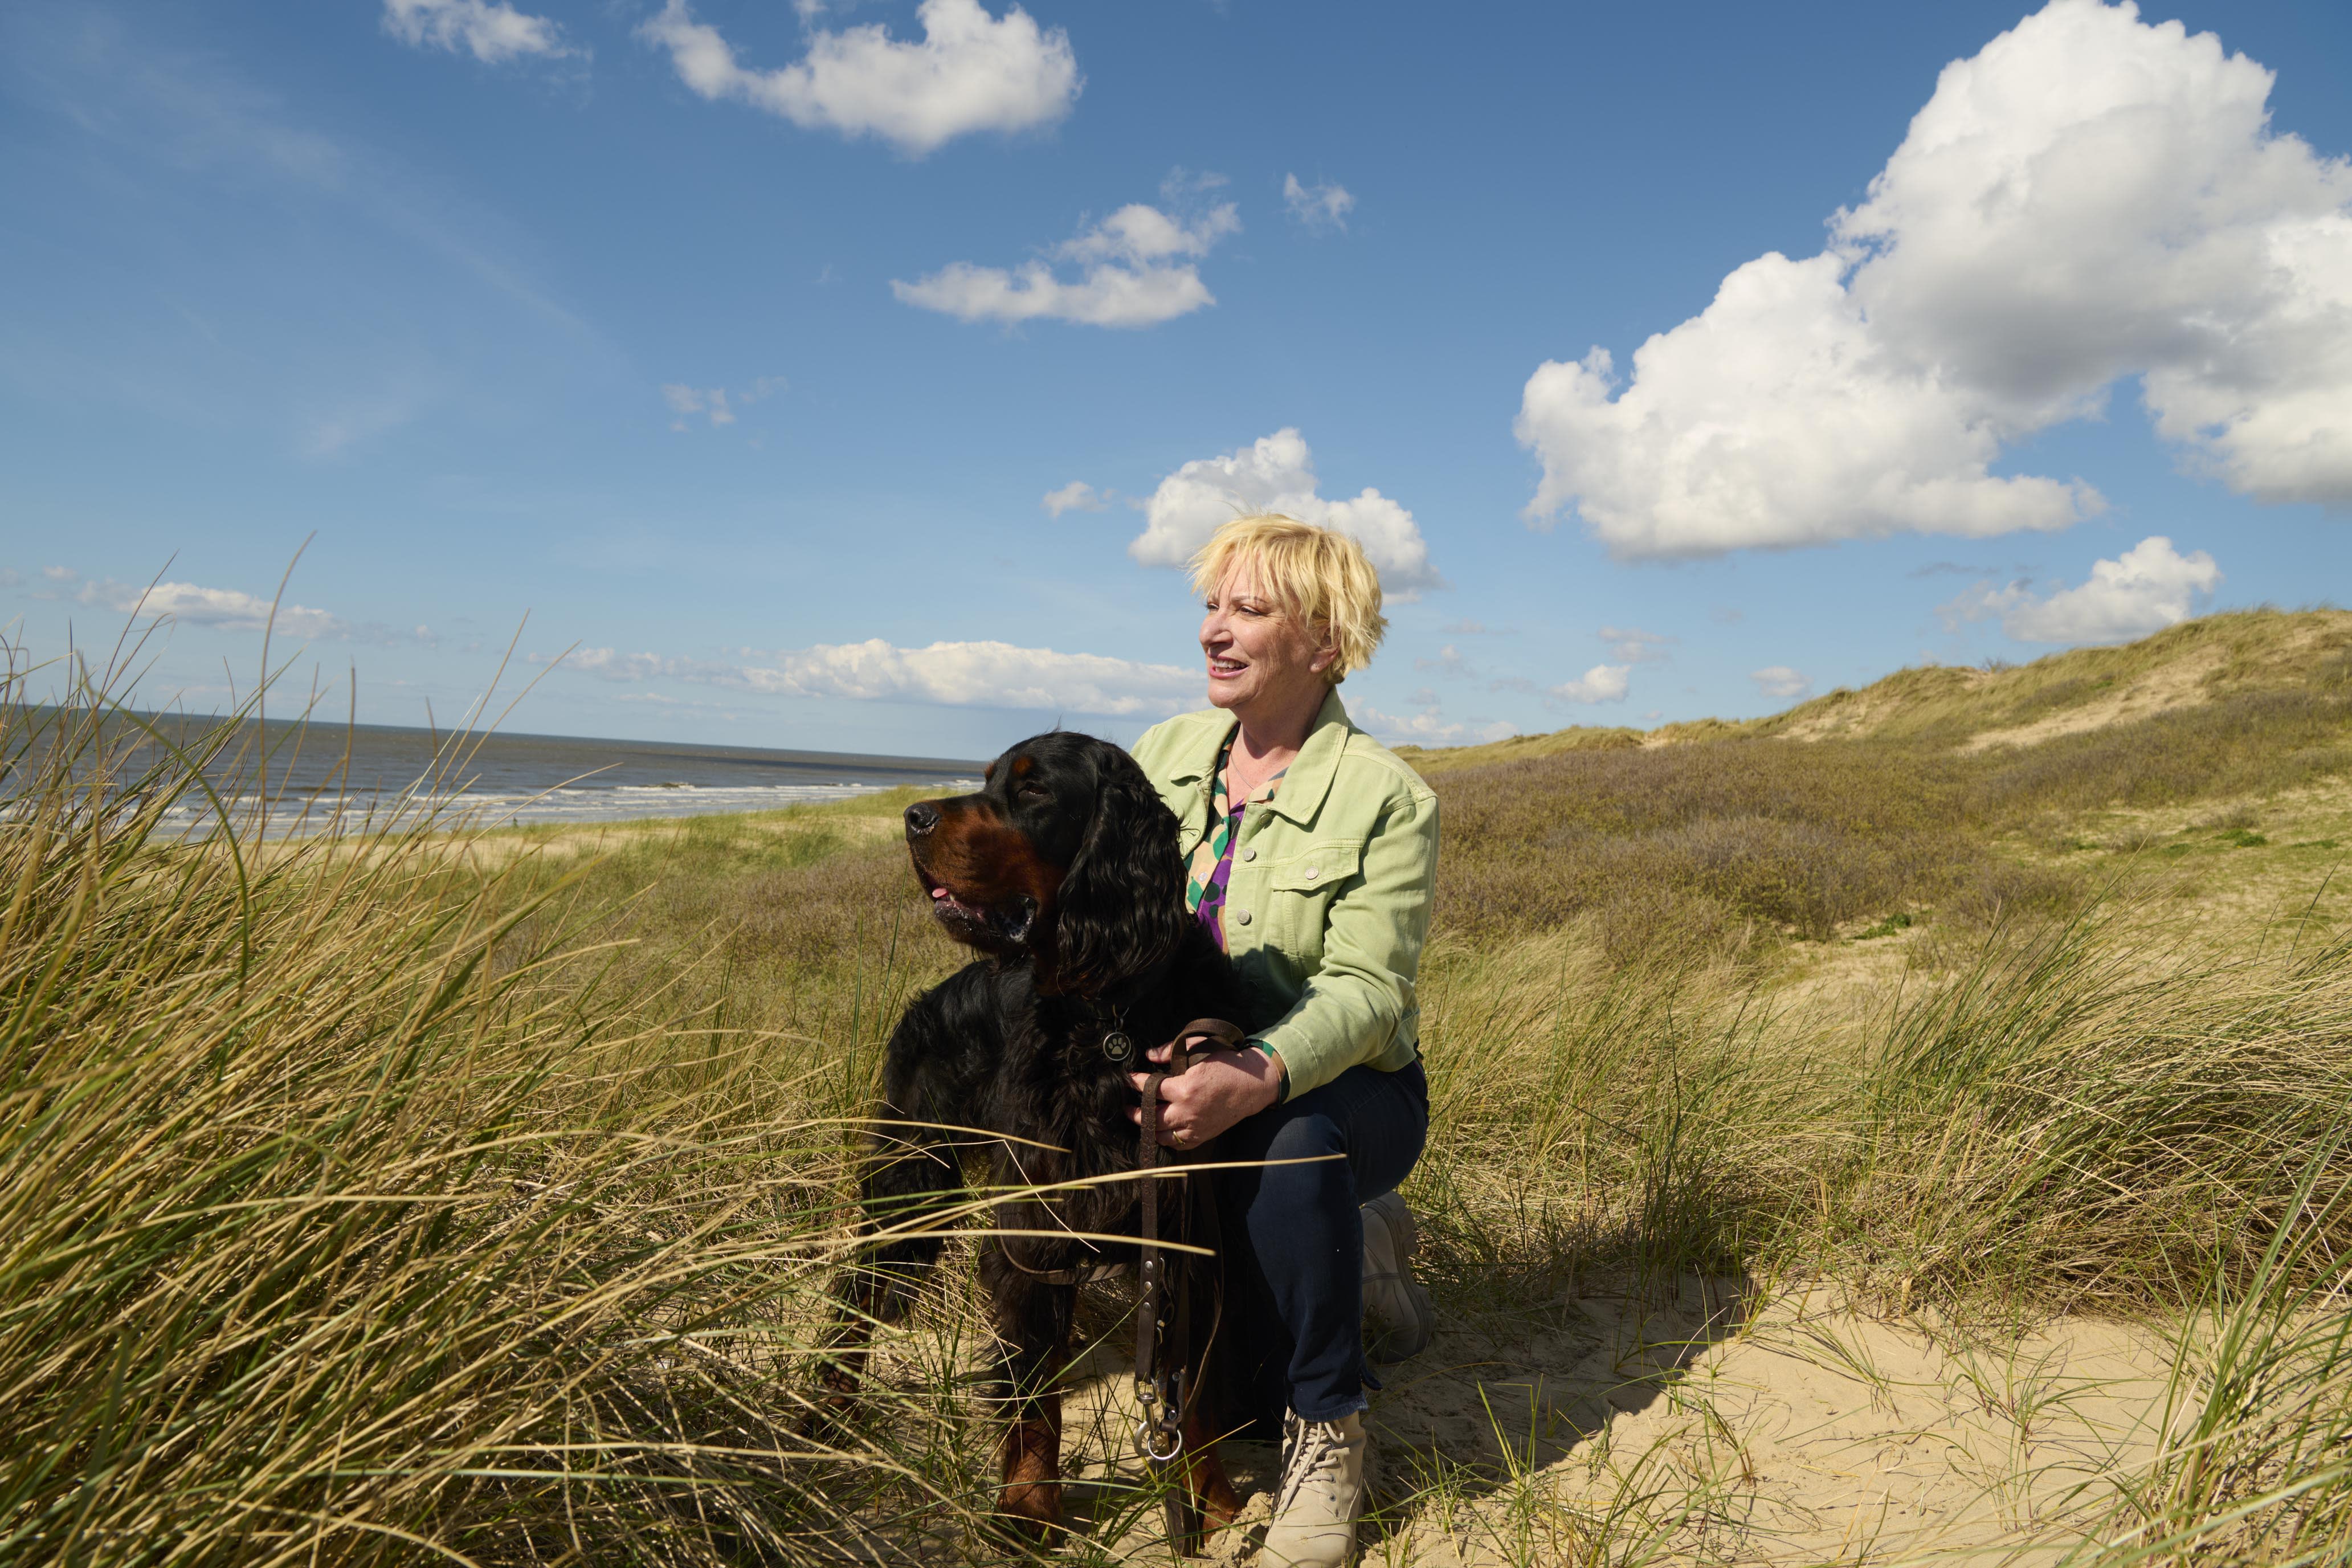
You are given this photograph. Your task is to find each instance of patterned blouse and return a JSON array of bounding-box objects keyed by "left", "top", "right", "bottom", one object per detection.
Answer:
[{"left": 1185, "top": 737, "right": 1287, "bottom": 950}]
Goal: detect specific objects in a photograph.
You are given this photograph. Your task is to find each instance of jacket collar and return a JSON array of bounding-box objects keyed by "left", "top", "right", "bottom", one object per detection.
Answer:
[
  {"left": 1165, "top": 688, "right": 1353, "bottom": 829},
  {"left": 1268, "top": 688, "right": 1353, "bottom": 827}
]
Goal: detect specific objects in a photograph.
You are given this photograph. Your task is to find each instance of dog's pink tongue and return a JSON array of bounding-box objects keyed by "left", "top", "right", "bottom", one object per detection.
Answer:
[{"left": 930, "top": 887, "right": 948, "bottom": 901}]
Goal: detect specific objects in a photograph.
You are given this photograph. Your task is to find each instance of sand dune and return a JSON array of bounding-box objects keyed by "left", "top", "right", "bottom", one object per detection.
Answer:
[{"left": 1015, "top": 1280, "right": 2186, "bottom": 1564}]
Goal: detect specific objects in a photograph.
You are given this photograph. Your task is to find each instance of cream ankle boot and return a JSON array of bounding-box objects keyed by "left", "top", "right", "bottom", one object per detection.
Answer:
[
  {"left": 1261, "top": 1408, "right": 1366, "bottom": 1568},
  {"left": 1361, "top": 1192, "right": 1435, "bottom": 1363}
]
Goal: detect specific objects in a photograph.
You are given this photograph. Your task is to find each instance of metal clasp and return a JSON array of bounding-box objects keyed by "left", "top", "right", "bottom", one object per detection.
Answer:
[
  {"left": 1140, "top": 1420, "right": 1185, "bottom": 1463},
  {"left": 1134, "top": 1375, "right": 1187, "bottom": 1463}
]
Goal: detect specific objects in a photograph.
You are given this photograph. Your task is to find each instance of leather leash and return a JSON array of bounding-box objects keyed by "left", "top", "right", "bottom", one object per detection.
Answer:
[
  {"left": 986, "top": 1013, "right": 1247, "bottom": 1544},
  {"left": 1136, "top": 1016, "right": 1245, "bottom": 1538}
]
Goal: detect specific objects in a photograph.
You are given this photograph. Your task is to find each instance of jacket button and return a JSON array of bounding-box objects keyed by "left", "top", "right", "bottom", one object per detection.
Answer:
[
  {"left": 1304, "top": 866, "right": 1319, "bottom": 881},
  {"left": 1235, "top": 909, "right": 1252, "bottom": 926},
  {"left": 1241, "top": 847, "right": 1256, "bottom": 862}
]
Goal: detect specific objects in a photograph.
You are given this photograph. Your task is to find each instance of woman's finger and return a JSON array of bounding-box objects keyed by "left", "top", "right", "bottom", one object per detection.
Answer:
[{"left": 1127, "top": 1103, "right": 1193, "bottom": 1141}]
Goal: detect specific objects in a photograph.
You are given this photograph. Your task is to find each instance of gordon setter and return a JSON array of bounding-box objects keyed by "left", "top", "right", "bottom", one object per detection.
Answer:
[{"left": 828, "top": 730, "right": 1254, "bottom": 1542}]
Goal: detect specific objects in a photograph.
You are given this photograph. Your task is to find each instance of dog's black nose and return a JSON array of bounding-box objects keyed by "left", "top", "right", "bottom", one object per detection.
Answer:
[{"left": 904, "top": 802, "right": 940, "bottom": 837}]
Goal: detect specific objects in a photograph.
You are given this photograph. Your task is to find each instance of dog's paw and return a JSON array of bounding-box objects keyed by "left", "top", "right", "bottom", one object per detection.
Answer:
[
  {"left": 997, "top": 1412, "right": 1065, "bottom": 1543},
  {"left": 995, "top": 1480, "right": 1065, "bottom": 1546},
  {"left": 793, "top": 1362, "right": 870, "bottom": 1442}
]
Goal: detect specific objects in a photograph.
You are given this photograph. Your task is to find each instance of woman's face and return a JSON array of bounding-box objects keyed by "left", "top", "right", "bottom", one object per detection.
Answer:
[{"left": 1199, "top": 563, "right": 1335, "bottom": 715}]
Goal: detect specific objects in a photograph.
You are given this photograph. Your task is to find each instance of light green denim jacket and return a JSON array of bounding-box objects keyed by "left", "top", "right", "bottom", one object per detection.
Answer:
[{"left": 1130, "top": 690, "right": 1439, "bottom": 1098}]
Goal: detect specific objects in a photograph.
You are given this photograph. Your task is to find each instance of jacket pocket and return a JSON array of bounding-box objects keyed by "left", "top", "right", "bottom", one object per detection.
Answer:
[
  {"left": 1268, "top": 838, "right": 1364, "bottom": 893},
  {"left": 1265, "top": 838, "right": 1363, "bottom": 956}
]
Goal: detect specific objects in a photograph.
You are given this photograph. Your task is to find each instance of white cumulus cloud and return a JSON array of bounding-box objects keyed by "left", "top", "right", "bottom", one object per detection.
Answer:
[
  {"left": 1550, "top": 664, "right": 1631, "bottom": 705},
  {"left": 1130, "top": 427, "right": 1442, "bottom": 597},
  {"left": 1356, "top": 703, "right": 1515, "bottom": 746},
  {"left": 1415, "top": 644, "right": 1476, "bottom": 680},
  {"left": 79, "top": 577, "right": 348, "bottom": 639},
  {"left": 561, "top": 638, "right": 1197, "bottom": 717},
  {"left": 1042, "top": 480, "right": 1109, "bottom": 516},
  {"left": 1941, "top": 534, "right": 2220, "bottom": 645},
  {"left": 661, "top": 384, "right": 733, "bottom": 429},
  {"left": 1599, "top": 626, "right": 1673, "bottom": 663},
  {"left": 1750, "top": 666, "right": 1814, "bottom": 701},
  {"left": 36, "top": 566, "right": 445, "bottom": 647},
  {"left": 381, "top": 0, "right": 571, "bottom": 63},
  {"left": 1283, "top": 174, "right": 1354, "bottom": 231},
  {"left": 894, "top": 189, "right": 1239, "bottom": 328},
  {"left": 1518, "top": 0, "right": 2352, "bottom": 558},
  {"left": 660, "top": 377, "right": 784, "bottom": 430},
  {"left": 639, "top": 0, "right": 1079, "bottom": 157}
]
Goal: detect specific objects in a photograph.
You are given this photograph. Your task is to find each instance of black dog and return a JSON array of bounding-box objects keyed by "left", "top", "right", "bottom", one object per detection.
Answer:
[{"left": 828, "top": 731, "right": 1252, "bottom": 1541}]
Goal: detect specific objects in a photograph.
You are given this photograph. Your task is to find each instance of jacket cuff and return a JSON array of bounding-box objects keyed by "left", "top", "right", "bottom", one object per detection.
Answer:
[{"left": 1248, "top": 1040, "right": 1287, "bottom": 1101}]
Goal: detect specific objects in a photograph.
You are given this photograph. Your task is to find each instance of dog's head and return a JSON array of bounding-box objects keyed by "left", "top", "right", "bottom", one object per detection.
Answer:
[{"left": 903, "top": 732, "right": 1188, "bottom": 993}]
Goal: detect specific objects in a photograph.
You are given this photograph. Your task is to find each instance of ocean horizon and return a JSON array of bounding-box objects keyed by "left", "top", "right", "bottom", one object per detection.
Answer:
[{"left": 10, "top": 707, "right": 983, "bottom": 838}]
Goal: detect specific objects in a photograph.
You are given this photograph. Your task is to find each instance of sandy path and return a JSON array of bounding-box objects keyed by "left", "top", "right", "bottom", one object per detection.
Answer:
[{"left": 1032, "top": 1280, "right": 2179, "bottom": 1565}]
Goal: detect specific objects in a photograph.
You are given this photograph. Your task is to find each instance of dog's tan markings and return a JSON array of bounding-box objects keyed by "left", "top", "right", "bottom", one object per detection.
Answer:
[{"left": 997, "top": 1399, "right": 1064, "bottom": 1540}]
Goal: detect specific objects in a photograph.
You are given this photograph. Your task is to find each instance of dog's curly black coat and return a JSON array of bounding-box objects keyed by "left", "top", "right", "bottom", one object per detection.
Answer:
[{"left": 830, "top": 730, "right": 1259, "bottom": 1536}]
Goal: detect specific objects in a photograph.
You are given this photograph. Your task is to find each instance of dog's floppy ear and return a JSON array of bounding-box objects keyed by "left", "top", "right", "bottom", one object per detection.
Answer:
[{"left": 1051, "top": 742, "right": 1189, "bottom": 994}]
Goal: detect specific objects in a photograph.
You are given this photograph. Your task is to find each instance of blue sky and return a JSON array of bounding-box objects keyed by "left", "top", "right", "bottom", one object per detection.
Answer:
[{"left": 3, "top": 0, "right": 2348, "bottom": 760}]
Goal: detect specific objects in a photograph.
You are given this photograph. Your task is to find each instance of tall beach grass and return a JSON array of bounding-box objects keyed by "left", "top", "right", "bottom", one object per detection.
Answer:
[
  {"left": 5, "top": 624, "right": 2350, "bottom": 1563},
  {"left": 0, "top": 668, "right": 997, "bottom": 1563}
]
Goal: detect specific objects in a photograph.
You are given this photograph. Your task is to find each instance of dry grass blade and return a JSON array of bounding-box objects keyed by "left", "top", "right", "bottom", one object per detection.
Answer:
[{"left": 0, "top": 657, "right": 989, "bottom": 1565}]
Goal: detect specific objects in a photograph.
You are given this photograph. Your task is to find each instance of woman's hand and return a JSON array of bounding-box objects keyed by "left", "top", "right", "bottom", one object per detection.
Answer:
[{"left": 1128, "top": 1039, "right": 1283, "bottom": 1150}]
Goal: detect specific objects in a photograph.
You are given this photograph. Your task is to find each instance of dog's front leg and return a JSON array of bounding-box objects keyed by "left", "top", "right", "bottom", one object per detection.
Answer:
[
  {"left": 981, "top": 1235, "right": 1076, "bottom": 1538},
  {"left": 998, "top": 1393, "right": 1064, "bottom": 1538},
  {"left": 820, "top": 989, "right": 985, "bottom": 1409},
  {"left": 1165, "top": 1247, "right": 1242, "bottom": 1554}
]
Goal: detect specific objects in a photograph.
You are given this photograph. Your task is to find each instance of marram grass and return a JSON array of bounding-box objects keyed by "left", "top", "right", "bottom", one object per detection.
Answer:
[
  {"left": 0, "top": 677, "right": 991, "bottom": 1565},
  {"left": 6, "top": 629, "right": 2352, "bottom": 1564}
]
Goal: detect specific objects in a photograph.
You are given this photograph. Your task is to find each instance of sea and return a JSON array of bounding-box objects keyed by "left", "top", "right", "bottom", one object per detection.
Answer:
[{"left": 13, "top": 709, "right": 982, "bottom": 839}]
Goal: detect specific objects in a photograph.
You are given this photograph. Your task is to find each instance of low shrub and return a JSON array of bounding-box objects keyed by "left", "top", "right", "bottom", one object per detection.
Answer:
[
  {"left": 1435, "top": 738, "right": 1986, "bottom": 946},
  {"left": 1971, "top": 684, "right": 2352, "bottom": 816}
]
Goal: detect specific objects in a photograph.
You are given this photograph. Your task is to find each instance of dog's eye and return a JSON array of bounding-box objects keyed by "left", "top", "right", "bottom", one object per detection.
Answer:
[{"left": 1017, "top": 781, "right": 1050, "bottom": 801}]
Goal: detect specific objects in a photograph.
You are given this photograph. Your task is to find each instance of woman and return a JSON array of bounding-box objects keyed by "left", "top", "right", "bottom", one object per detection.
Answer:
[{"left": 1127, "top": 514, "right": 1438, "bottom": 1568}]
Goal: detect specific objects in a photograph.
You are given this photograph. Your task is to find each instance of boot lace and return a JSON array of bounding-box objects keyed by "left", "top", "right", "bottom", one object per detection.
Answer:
[{"left": 1275, "top": 1414, "right": 1353, "bottom": 1516}]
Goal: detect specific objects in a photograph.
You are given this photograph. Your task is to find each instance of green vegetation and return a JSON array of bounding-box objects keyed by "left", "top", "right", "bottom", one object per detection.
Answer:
[
  {"left": 1404, "top": 607, "right": 2352, "bottom": 767},
  {"left": 6, "top": 608, "right": 2351, "bottom": 1563},
  {"left": 0, "top": 687, "right": 986, "bottom": 1565},
  {"left": 1419, "top": 610, "right": 2351, "bottom": 972}
]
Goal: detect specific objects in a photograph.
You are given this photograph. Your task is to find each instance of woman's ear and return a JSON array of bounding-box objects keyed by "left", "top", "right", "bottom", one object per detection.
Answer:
[
  {"left": 1309, "top": 621, "right": 1341, "bottom": 677},
  {"left": 1050, "top": 748, "right": 1187, "bottom": 993}
]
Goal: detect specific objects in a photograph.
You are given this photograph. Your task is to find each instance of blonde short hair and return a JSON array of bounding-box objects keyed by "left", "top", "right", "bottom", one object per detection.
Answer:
[{"left": 1187, "top": 514, "right": 1387, "bottom": 683}]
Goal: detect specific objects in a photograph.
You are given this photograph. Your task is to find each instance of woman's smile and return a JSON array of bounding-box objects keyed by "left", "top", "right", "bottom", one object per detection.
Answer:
[{"left": 1198, "top": 566, "right": 1334, "bottom": 716}]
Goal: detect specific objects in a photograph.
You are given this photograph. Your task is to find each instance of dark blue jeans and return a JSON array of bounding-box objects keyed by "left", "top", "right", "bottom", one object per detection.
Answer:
[{"left": 1214, "top": 1059, "right": 1429, "bottom": 1423}]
